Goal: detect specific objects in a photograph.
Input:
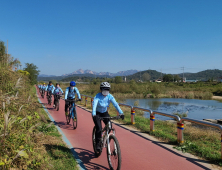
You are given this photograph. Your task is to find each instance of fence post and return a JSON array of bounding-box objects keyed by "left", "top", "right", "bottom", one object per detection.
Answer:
[
  {"left": 131, "top": 107, "right": 135, "bottom": 125},
  {"left": 91, "top": 98, "right": 93, "bottom": 108},
  {"left": 85, "top": 97, "right": 87, "bottom": 107},
  {"left": 177, "top": 122, "right": 184, "bottom": 144},
  {"left": 81, "top": 96, "right": 83, "bottom": 104},
  {"left": 150, "top": 113, "right": 155, "bottom": 132},
  {"left": 150, "top": 115, "right": 155, "bottom": 132}
]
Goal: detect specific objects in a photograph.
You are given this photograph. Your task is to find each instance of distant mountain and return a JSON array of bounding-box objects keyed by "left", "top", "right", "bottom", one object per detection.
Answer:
[
  {"left": 127, "top": 69, "right": 222, "bottom": 81},
  {"left": 127, "top": 70, "right": 162, "bottom": 81},
  {"left": 62, "top": 69, "right": 139, "bottom": 77},
  {"left": 178, "top": 69, "right": 222, "bottom": 81},
  {"left": 39, "top": 74, "right": 56, "bottom": 77}
]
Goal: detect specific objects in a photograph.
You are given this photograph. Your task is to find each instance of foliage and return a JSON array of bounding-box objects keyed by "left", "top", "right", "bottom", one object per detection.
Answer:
[
  {"left": 163, "top": 74, "right": 173, "bottom": 82},
  {"left": 17, "top": 70, "right": 30, "bottom": 76},
  {"left": 0, "top": 68, "right": 77, "bottom": 169},
  {"left": 114, "top": 76, "right": 122, "bottom": 84},
  {"left": 23, "top": 63, "right": 40, "bottom": 85},
  {"left": 142, "top": 72, "right": 151, "bottom": 81}
]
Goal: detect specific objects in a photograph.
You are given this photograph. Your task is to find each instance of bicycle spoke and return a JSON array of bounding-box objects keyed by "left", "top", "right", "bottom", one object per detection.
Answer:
[{"left": 107, "top": 135, "right": 121, "bottom": 170}]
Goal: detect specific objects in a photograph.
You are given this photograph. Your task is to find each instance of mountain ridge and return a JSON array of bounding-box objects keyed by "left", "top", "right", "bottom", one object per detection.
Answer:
[{"left": 38, "top": 69, "right": 139, "bottom": 77}]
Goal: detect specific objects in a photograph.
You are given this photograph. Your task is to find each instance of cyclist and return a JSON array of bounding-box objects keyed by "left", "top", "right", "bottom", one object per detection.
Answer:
[
  {"left": 92, "top": 82, "right": 124, "bottom": 151},
  {"left": 53, "top": 83, "right": 64, "bottom": 107},
  {"left": 45, "top": 81, "right": 55, "bottom": 96},
  {"left": 39, "top": 83, "right": 42, "bottom": 94},
  {"left": 64, "top": 81, "right": 81, "bottom": 115},
  {"left": 41, "top": 83, "right": 46, "bottom": 96}
]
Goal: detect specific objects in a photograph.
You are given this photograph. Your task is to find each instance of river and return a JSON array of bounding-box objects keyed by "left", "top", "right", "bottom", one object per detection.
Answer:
[{"left": 125, "top": 98, "right": 222, "bottom": 120}]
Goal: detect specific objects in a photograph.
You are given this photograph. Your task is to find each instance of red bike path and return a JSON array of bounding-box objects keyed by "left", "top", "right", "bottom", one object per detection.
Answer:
[{"left": 37, "top": 88, "right": 214, "bottom": 170}]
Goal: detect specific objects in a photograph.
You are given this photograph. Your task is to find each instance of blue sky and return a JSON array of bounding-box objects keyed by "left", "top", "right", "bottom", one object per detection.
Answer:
[{"left": 1, "top": 0, "right": 222, "bottom": 76}]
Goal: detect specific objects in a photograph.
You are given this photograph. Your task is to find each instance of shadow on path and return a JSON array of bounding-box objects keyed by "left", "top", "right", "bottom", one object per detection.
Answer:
[
  {"left": 54, "top": 121, "right": 74, "bottom": 130},
  {"left": 73, "top": 147, "right": 109, "bottom": 170}
]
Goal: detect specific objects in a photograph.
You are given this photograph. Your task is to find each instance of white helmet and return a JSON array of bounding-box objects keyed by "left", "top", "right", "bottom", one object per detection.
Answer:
[{"left": 100, "top": 82, "right": 111, "bottom": 90}]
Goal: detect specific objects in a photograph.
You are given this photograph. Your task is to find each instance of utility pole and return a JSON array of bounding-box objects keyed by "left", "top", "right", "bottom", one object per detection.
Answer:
[
  {"left": 140, "top": 71, "right": 141, "bottom": 82},
  {"left": 161, "top": 69, "right": 162, "bottom": 81},
  {"left": 181, "top": 67, "right": 185, "bottom": 82}
]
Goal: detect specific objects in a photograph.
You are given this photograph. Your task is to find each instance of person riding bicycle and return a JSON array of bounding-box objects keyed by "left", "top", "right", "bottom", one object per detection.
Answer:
[
  {"left": 38, "top": 84, "right": 42, "bottom": 93},
  {"left": 53, "top": 83, "right": 64, "bottom": 107},
  {"left": 92, "top": 82, "right": 124, "bottom": 151},
  {"left": 45, "top": 81, "right": 55, "bottom": 97},
  {"left": 41, "top": 83, "right": 46, "bottom": 96},
  {"left": 64, "top": 81, "right": 81, "bottom": 115}
]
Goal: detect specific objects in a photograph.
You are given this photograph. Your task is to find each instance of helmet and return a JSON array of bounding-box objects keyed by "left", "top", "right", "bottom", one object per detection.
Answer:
[
  {"left": 100, "top": 82, "right": 111, "bottom": 90},
  {"left": 43, "top": 83, "right": 45, "bottom": 85},
  {"left": 70, "top": 81, "right": 76, "bottom": 87},
  {"left": 56, "top": 83, "right": 60, "bottom": 86},
  {"left": 49, "top": 81, "right": 52, "bottom": 84}
]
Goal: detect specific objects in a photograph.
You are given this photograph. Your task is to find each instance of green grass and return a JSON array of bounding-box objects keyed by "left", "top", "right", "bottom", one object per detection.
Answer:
[
  {"left": 78, "top": 101, "right": 222, "bottom": 166},
  {"left": 32, "top": 88, "right": 78, "bottom": 170}
]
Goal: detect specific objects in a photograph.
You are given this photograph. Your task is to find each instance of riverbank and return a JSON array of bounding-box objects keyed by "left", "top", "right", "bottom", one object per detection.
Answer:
[
  {"left": 58, "top": 82, "right": 222, "bottom": 100},
  {"left": 78, "top": 95, "right": 222, "bottom": 166},
  {"left": 212, "top": 96, "right": 222, "bottom": 100}
]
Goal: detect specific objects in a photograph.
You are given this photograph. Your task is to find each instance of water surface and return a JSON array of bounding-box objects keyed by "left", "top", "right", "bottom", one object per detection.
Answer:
[{"left": 125, "top": 98, "right": 222, "bottom": 120}]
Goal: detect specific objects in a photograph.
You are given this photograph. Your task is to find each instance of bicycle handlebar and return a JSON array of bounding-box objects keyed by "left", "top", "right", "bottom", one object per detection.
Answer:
[
  {"left": 65, "top": 99, "right": 81, "bottom": 102},
  {"left": 99, "top": 116, "right": 121, "bottom": 120}
]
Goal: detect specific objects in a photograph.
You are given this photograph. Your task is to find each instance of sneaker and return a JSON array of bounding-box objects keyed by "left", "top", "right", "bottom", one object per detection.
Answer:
[{"left": 53, "top": 104, "right": 55, "bottom": 107}]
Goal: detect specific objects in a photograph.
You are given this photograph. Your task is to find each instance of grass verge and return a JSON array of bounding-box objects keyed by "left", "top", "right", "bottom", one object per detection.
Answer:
[{"left": 77, "top": 99, "right": 222, "bottom": 166}]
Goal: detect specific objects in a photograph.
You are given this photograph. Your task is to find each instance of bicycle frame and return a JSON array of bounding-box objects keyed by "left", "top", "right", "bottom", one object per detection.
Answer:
[
  {"left": 100, "top": 118, "right": 117, "bottom": 155},
  {"left": 69, "top": 103, "right": 76, "bottom": 118}
]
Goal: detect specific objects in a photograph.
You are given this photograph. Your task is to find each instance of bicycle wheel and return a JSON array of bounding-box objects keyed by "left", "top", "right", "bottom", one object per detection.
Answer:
[
  {"left": 92, "top": 126, "right": 102, "bottom": 157},
  {"left": 49, "top": 97, "right": 52, "bottom": 105},
  {"left": 72, "top": 109, "right": 77, "bottom": 129},
  {"left": 56, "top": 100, "right": 59, "bottom": 111},
  {"left": 107, "top": 135, "right": 122, "bottom": 170},
  {"left": 66, "top": 109, "right": 71, "bottom": 124}
]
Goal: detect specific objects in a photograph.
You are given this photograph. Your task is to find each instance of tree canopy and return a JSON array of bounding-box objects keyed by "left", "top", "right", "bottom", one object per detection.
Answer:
[{"left": 23, "top": 63, "right": 40, "bottom": 85}]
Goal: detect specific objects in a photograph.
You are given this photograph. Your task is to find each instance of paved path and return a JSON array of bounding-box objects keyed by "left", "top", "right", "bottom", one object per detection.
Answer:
[{"left": 37, "top": 88, "right": 214, "bottom": 170}]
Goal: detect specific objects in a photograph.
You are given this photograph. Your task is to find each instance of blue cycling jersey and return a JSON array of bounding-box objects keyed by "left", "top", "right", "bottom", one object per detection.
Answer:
[
  {"left": 45, "top": 84, "right": 55, "bottom": 93},
  {"left": 64, "top": 87, "right": 81, "bottom": 100},
  {"left": 53, "top": 87, "right": 63, "bottom": 95},
  {"left": 92, "top": 93, "right": 123, "bottom": 116},
  {"left": 41, "top": 85, "right": 46, "bottom": 90}
]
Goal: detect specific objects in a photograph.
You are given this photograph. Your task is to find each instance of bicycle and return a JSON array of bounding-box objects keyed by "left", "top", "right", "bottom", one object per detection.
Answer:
[
  {"left": 54, "top": 93, "right": 63, "bottom": 111},
  {"left": 92, "top": 116, "right": 122, "bottom": 170},
  {"left": 47, "top": 91, "right": 53, "bottom": 105},
  {"left": 41, "top": 89, "right": 45, "bottom": 99},
  {"left": 65, "top": 99, "right": 80, "bottom": 129}
]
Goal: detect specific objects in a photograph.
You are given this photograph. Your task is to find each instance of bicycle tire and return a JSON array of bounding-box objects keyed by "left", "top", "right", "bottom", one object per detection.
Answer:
[
  {"left": 66, "top": 112, "right": 71, "bottom": 124},
  {"left": 107, "top": 135, "right": 122, "bottom": 170},
  {"left": 92, "top": 126, "right": 102, "bottom": 157},
  {"left": 72, "top": 108, "right": 77, "bottom": 129},
  {"left": 57, "top": 100, "right": 59, "bottom": 111},
  {"left": 49, "top": 97, "right": 52, "bottom": 105}
]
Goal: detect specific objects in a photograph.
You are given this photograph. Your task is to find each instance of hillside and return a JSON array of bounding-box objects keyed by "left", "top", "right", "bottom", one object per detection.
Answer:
[
  {"left": 126, "top": 70, "right": 162, "bottom": 81},
  {"left": 178, "top": 69, "right": 222, "bottom": 80},
  {"left": 127, "top": 69, "right": 222, "bottom": 81}
]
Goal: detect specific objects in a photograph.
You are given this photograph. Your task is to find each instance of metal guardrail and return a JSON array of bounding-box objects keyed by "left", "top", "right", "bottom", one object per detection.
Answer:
[{"left": 81, "top": 94, "right": 222, "bottom": 158}]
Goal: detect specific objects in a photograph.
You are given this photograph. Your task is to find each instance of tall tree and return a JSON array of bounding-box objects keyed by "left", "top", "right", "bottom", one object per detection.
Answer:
[
  {"left": 115, "top": 76, "right": 122, "bottom": 84},
  {"left": 142, "top": 72, "right": 151, "bottom": 81},
  {"left": 0, "top": 41, "right": 6, "bottom": 66},
  {"left": 163, "top": 74, "right": 173, "bottom": 82},
  {"left": 23, "top": 63, "right": 40, "bottom": 85}
]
